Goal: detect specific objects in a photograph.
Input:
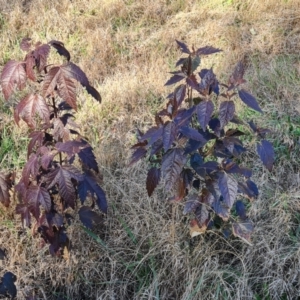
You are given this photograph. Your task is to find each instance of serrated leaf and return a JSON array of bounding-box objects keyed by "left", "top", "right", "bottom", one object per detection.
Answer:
[
  {"left": 27, "top": 131, "right": 44, "bottom": 159},
  {"left": 163, "top": 121, "right": 177, "bottom": 151},
  {"left": 61, "top": 62, "right": 102, "bottom": 103},
  {"left": 257, "top": 140, "right": 275, "bottom": 171},
  {"left": 56, "top": 140, "right": 87, "bottom": 158},
  {"left": 179, "top": 126, "right": 207, "bottom": 143},
  {"left": 146, "top": 167, "right": 161, "bottom": 197},
  {"left": 195, "top": 204, "right": 210, "bottom": 227},
  {"left": 174, "top": 84, "right": 186, "bottom": 106},
  {"left": 22, "top": 154, "right": 39, "bottom": 186},
  {"left": 78, "top": 170, "right": 107, "bottom": 213},
  {"left": 198, "top": 69, "right": 218, "bottom": 96},
  {"left": 79, "top": 206, "right": 103, "bottom": 229},
  {"left": 218, "top": 171, "right": 238, "bottom": 209},
  {"left": 46, "top": 165, "right": 83, "bottom": 209},
  {"left": 53, "top": 118, "right": 70, "bottom": 141},
  {"left": 78, "top": 145, "right": 99, "bottom": 173},
  {"left": 49, "top": 40, "right": 71, "bottom": 61},
  {"left": 183, "top": 194, "right": 201, "bottom": 214},
  {"left": 174, "top": 106, "right": 196, "bottom": 128},
  {"left": 0, "top": 173, "right": 10, "bottom": 207},
  {"left": 238, "top": 89, "right": 262, "bottom": 113},
  {"left": 14, "top": 94, "right": 50, "bottom": 129},
  {"left": 0, "top": 60, "right": 26, "bottom": 100},
  {"left": 34, "top": 43, "right": 51, "bottom": 72},
  {"left": 161, "top": 148, "right": 186, "bottom": 191},
  {"left": 26, "top": 185, "right": 51, "bottom": 219},
  {"left": 197, "top": 100, "right": 214, "bottom": 129},
  {"left": 43, "top": 66, "right": 77, "bottom": 110},
  {"left": 232, "top": 219, "right": 254, "bottom": 244},
  {"left": 219, "top": 101, "right": 235, "bottom": 128},
  {"left": 175, "top": 40, "right": 190, "bottom": 54}
]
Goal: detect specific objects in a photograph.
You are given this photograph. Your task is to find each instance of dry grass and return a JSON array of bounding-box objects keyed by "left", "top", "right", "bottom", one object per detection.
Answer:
[{"left": 1, "top": 0, "right": 300, "bottom": 299}]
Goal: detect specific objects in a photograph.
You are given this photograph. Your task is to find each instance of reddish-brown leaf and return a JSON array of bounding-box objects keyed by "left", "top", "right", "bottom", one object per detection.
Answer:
[
  {"left": 53, "top": 118, "right": 70, "bottom": 141},
  {"left": 27, "top": 131, "right": 44, "bottom": 158},
  {"left": 146, "top": 167, "right": 161, "bottom": 197},
  {"left": 0, "top": 60, "right": 26, "bottom": 100},
  {"left": 22, "top": 154, "right": 39, "bottom": 186},
  {"left": 46, "top": 165, "right": 83, "bottom": 209},
  {"left": 232, "top": 219, "right": 254, "bottom": 244},
  {"left": 34, "top": 44, "right": 50, "bottom": 72},
  {"left": 14, "top": 94, "right": 50, "bottom": 129},
  {"left": 161, "top": 148, "right": 187, "bottom": 191}
]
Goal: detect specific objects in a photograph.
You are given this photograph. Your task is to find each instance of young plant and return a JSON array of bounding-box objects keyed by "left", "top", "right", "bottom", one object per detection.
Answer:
[
  {"left": 130, "top": 40, "right": 274, "bottom": 243},
  {"left": 0, "top": 38, "right": 107, "bottom": 255}
]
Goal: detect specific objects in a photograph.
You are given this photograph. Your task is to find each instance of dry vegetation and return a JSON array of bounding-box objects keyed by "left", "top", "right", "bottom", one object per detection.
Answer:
[{"left": 1, "top": 0, "right": 300, "bottom": 299}]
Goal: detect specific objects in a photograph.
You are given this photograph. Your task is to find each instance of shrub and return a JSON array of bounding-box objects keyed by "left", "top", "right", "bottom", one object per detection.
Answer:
[
  {"left": 130, "top": 40, "right": 274, "bottom": 243},
  {"left": 0, "top": 38, "right": 107, "bottom": 255}
]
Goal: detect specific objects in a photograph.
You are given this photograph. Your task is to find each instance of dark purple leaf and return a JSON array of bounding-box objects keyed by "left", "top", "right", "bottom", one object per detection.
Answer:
[
  {"left": 34, "top": 43, "right": 50, "bottom": 72},
  {"left": 219, "top": 101, "right": 235, "bottom": 128},
  {"left": 257, "top": 140, "right": 275, "bottom": 171},
  {"left": 150, "top": 139, "right": 163, "bottom": 156},
  {"left": 179, "top": 126, "right": 207, "bottom": 142},
  {"left": 16, "top": 202, "right": 32, "bottom": 227},
  {"left": 238, "top": 89, "right": 262, "bottom": 113},
  {"left": 235, "top": 200, "right": 247, "bottom": 220},
  {"left": 0, "top": 271, "right": 17, "bottom": 299},
  {"left": 146, "top": 167, "right": 161, "bottom": 196},
  {"left": 209, "top": 118, "right": 222, "bottom": 137},
  {"left": 27, "top": 131, "right": 44, "bottom": 158},
  {"left": 212, "top": 197, "right": 230, "bottom": 221},
  {"left": 218, "top": 171, "right": 238, "bottom": 209},
  {"left": 79, "top": 206, "right": 103, "bottom": 229},
  {"left": 78, "top": 146, "right": 99, "bottom": 173},
  {"left": 175, "top": 57, "right": 187, "bottom": 67},
  {"left": 165, "top": 74, "right": 185, "bottom": 86},
  {"left": 162, "top": 148, "right": 187, "bottom": 191},
  {"left": 163, "top": 121, "right": 177, "bottom": 151},
  {"left": 183, "top": 194, "right": 201, "bottom": 214},
  {"left": 175, "top": 40, "right": 191, "bottom": 54},
  {"left": 197, "top": 100, "right": 214, "bottom": 129},
  {"left": 246, "top": 179, "right": 259, "bottom": 196},
  {"left": 195, "top": 204, "right": 210, "bottom": 227},
  {"left": 86, "top": 84, "right": 102, "bottom": 103},
  {"left": 22, "top": 154, "right": 39, "bottom": 186},
  {"left": 196, "top": 46, "right": 222, "bottom": 56},
  {"left": 174, "top": 107, "right": 196, "bottom": 127},
  {"left": 49, "top": 40, "right": 71, "bottom": 61},
  {"left": 129, "top": 147, "right": 147, "bottom": 166},
  {"left": 78, "top": 170, "right": 107, "bottom": 213}
]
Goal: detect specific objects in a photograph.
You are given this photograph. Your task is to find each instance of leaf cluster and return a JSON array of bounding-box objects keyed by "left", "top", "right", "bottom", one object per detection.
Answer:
[
  {"left": 131, "top": 40, "right": 275, "bottom": 242},
  {"left": 0, "top": 38, "right": 107, "bottom": 255}
]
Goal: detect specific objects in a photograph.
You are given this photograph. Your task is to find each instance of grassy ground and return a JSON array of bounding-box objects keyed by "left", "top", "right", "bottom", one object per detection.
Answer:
[{"left": 1, "top": 0, "right": 300, "bottom": 299}]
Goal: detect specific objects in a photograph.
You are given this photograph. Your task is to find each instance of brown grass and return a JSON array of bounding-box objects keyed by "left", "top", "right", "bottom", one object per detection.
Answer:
[{"left": 1, "top": 0, "right": 300, "bottom": 299}]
